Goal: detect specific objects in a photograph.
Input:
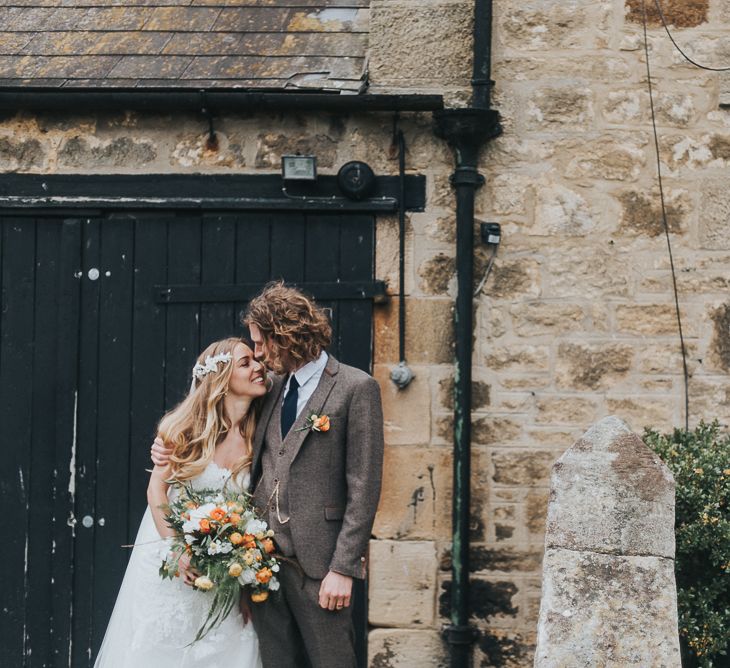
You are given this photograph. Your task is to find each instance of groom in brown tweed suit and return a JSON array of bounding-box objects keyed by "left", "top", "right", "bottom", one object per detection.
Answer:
[{"left": 244, "top": 282, "right": 384, "bottom": 668}]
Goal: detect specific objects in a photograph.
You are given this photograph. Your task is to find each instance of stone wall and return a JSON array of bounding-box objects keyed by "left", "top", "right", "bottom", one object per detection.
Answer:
[
  {"left": 3, "top": 1, "right": 730, "bottom": 666},
  {"left": 370, "top": 1, "right": 730, "bottom": 665}
]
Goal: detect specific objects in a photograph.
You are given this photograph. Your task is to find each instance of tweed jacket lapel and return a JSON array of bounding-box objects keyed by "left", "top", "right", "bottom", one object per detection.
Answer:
[
  {"left": 283, "top": 355, "right": 340, "bottom": 465},
  {"left": 251, "top": 373, "right": 285, "bottom": 480}
]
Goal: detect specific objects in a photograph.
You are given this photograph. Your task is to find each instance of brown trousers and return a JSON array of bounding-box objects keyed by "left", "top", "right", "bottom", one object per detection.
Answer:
[{"left": 251, "top": 561, "right": 357, "bottom": 668}]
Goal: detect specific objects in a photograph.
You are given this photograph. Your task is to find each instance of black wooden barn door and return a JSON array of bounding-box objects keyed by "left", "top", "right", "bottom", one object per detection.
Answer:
[
  {"left": 1, "top": 210, "right": 377, "bottom": 667},
  {"left": 0, "top": 217, "right": 82, "bottom": 667}
]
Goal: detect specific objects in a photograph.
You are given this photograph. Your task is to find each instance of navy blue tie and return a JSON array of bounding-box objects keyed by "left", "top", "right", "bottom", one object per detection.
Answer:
[{"left": 281, "top": 375, "right": 299, "bottom": 438}]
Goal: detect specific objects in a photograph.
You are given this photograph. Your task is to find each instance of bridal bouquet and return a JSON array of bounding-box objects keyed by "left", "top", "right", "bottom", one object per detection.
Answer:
[{"left": 159, "top": 484, "right": 280, "bottom": 641}]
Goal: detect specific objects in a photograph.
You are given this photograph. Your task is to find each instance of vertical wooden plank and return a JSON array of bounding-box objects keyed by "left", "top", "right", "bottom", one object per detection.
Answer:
[
  {"left": 337, "top": 215, "right": 375, "bottom": 668},
  {"left": 72, "top": 217, "right": 101, "bottom": 668},
  {"left": 234, "top": 213, "right": 271, "bottom": 334},
  {"left": 128, "top": 215, "right": 167, "bottom": 541},
  {"left": 270, "top": 213, "right": 306, "bottom": 283},
  {"left": 303, "top": 214, "right": 340, "bottom": 359},
  {"left": 338, "top": 215, "right": 375, "bottom": 372},
  {"left": 25, "top": 219, "right": 61, "bottom": 667},
  {"left": 201, "top": 214, "right": 236, "bottom": 346},
  {"left": 0, "top": 217, "right": 36, "bottom": 666},
  {"left": 165, "top": 215, "right": 202, "bottom": 410},
  {"left": 91, "top": 215, "right": 135, "bottom": 657},
  {"left": 49, "top": 218, "right": 82, "bottom": 668}
]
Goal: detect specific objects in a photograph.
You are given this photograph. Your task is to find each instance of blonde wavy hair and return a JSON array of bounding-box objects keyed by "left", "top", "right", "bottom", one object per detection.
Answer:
[
  {"left": 243, "top": 281, "right": 332, "bottom": 373},
  {"left": 157, "top": 337, "right": 264, "bottom": 485}
]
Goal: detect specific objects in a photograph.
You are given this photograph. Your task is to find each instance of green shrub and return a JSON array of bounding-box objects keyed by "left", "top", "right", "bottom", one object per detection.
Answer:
[{"left": 644, "top": 422, "right": 730, "bottom": 667}]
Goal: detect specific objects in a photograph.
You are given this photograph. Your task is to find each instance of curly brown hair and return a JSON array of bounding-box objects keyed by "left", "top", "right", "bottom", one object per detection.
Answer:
[{"left": 242, "top": 281, "right": 332, "bottom": 371}]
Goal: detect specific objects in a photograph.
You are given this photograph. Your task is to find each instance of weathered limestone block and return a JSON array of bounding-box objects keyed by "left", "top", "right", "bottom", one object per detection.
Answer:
[
  {"left": 373, "top": 364, "right": 431, "bottom": 445},
  {"left": 527, "top": 86, "right": 594, "bottom": 129},
  {"left": 255, "top": 132, "right": 337, "bottom": 168},
  {"left": 556, "top": 342, "right": 633, "bottom": 390},
  {"left": 537, "top": 550, "right": 681, "bottom": 667},
  {"left": 491, "top": 449, "right": 555, "bottom": 487},
  {"left": 534, "top": 416, "right": 680, "bottom": 667},
  {"left": 563, "top": 134, "right": 646, "bottom": 182},
  {"left": 482, "top": 258, "right": 541, "bottom": 299},
  {"left": 58, "top": 135, "right": 157, "bottom": 168},
  {"left": 473, "top": 416, "right": 521, "bottom": 445},
  {"left": 374, "top": 298, "right": 454, "bottom": 364},
  {"left": 368, "top": 539, "right": 438, "bottom": 628},
  {"left": 533, "top": 183, "right": 596, "bottom": 236},
  {"left": 655, "top": 92, "right": 697, "bottom": 127},
  {"left": 709, "top": 302, "right": 730, "bottom": 372},
  {"left": 547, "top": 247, "right": 633, "bottom": 298},
  {"left": 470, "top": 546, "right": 543, "bottom": 575},
  {"left": 526, "top": 490, "right": 549, "bottom": 535},
  {"left": 615, "top": 303, "right": 695, "bottom": 336},
  {"left": 637, "top": 341, "right": 697, "bottom": 374},
  {"left": 486, "top": 345, "right": 550, "bottom": 372},
  {"left": 689, "top": 377, "right": 730, "bottom": 422},
  {"left": 486, "top": 172, "right": 532, "bottom": 216},
  {"left": 369, "top": 2, "right": 473, "bottom": 87},
  {"left": 368, "top": 628, "right": 447, "bottom": 668},
  {"left": 171, "top": 132, "right": 246, "bottom": 169},
  {"left": 494, "top": 55, "right": 631, "bottom": 84},
  {"left": 0, "top": 135, "right": 46, "bottom": 170},
  {"left": 474, "top": 630, "right": 536, "bottom": 668},
  {"left": 372, "top": 446, "right": 451, "bottom": 540},
  {"left": 625, "top": 0, "right": 708, "bottom": 28},
  {"left": 602, "top": 90, "right": 647, "bottom": 124},
  {"left": 545, "top": 417, "right": 675, "bottom": 555},
  {"left": 535, "top": 396, "right": 598, "bottom": 426},
  {"left": 700, "top": 182, "right": 730, "bottom": 249},
  {"left": 509, "top": 302, "right": 585, "bottom": 337},
  {"left": 617, "top": 189, "right": 688, "bottom": 237},
  {"left": 605, "top": 396, "right": 677, "bottom": 428},
  {"left": 660, "top": 133, "right": 714, "bottom": 170},
  {"left": 437, "top": 373, "right": 490, "bottom": 411},
  {"left": 418, "top": 253, "right": 455, "bottom": 296}
]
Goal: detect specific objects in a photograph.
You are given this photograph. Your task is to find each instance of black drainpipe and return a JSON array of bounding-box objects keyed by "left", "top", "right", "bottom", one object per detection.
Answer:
[{"left": 433, "top": 1, "right": 501, "bottom": 666}]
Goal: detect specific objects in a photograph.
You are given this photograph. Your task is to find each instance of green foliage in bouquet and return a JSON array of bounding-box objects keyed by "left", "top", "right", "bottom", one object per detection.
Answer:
[
  {"left": 160, "top": 484, "right": 280, "bottom": 643},
  {"left": 644, "top": 421, "right": 730, "bottom": 667}
]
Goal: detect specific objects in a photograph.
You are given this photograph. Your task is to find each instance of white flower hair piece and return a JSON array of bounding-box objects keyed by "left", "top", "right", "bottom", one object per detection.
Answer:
[{"left": 191, "top": 352, "right": 232, "bottom": 381}]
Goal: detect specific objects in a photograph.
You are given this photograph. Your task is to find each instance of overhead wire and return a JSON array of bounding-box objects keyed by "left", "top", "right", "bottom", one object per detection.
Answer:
[
  {"left": 641, "top": 0, "right": 690, "bottom": 430},
  {"left": 653, "top": 0, "right": 730, "bottom": 71}
]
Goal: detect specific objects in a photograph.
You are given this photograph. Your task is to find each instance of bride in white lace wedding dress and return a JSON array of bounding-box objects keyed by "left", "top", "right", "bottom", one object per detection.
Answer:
[{"left": 95, "top": 338, "right": 267, "bottom": 668}]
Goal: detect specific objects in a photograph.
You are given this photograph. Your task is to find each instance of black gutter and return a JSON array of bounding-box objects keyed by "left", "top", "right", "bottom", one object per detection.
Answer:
[
  {"left": 434, "top": 1, "right": 501, "bottom": 667},
  {"left": 471, "top": 0, "right": 494, "bottom": 110},
  {"left": 0, "top": 88, "right": 443, "bottom": 113}
]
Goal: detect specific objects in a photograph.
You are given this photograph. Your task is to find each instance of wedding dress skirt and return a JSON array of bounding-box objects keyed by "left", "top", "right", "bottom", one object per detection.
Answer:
[{"left": 94, "top": 462, "right": 262, "bottom": 667}]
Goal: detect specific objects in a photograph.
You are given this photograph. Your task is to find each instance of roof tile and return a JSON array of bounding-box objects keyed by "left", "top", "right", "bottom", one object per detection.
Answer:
[{"left": 0, "top": 1, "right": 369, "bottom": 90}]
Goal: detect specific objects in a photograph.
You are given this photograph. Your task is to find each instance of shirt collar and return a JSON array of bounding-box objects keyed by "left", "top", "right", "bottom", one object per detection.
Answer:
[{"left": 290, "top": 350, "right": 328, "bottom": 388}]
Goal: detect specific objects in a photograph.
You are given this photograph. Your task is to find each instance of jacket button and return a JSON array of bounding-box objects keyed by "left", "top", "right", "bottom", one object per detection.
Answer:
[
  {"left": 273, "top": 478, "right": 279, "bottom": 484},
  {"left": 360, "top": 557, "right": 366, "bottom": 562},
  {"left": 278, "top": 450, "right": 284, "bottom": 456},
  {"left": 270, "top": 505, "right": 275, "bottom": 512}
]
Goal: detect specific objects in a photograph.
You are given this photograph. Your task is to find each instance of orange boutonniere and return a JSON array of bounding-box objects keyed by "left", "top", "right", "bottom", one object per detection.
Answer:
[{"left": 296, "top": 413, "right": 331, "bottom": 433}]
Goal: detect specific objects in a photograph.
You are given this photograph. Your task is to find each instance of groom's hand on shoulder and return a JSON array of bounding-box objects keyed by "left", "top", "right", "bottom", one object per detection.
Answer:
[
  {"left": 318, "top": 571, "right": 353, "bottom": 611},
  {"left": 150, "top": 436, "right": 173, "bottom": 467}
]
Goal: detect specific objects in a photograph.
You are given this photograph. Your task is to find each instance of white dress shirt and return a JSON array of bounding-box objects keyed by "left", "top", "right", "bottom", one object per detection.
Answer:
[{"left": 282, "top": 350, "right": 329, "bottom": 418}]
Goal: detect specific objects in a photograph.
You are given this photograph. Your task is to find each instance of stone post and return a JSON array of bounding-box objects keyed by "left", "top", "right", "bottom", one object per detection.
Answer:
[{"left": 534, "top": 416, "right": 681, "bottom": 667}]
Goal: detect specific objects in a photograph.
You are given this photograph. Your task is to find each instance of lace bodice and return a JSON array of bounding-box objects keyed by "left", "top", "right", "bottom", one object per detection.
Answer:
[{"left": 185, "top": 460, "right": 251, "bottom": 493}]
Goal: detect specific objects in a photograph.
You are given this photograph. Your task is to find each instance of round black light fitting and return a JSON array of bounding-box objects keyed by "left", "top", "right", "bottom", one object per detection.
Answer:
[{"left": 337, "top": 161, "right": 376, "bottom": 200}]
